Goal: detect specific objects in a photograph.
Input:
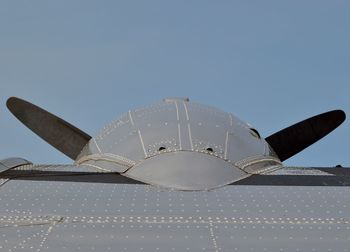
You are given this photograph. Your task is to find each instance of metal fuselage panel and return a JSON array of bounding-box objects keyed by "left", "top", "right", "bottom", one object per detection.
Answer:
[{"left": 0, "top": 179, "right": 349, "bottom": 252}]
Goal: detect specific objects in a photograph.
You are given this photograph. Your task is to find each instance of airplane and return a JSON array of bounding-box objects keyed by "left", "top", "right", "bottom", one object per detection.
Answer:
[{"left": 1, "top": 96, "right": 349, "bottom": 252}]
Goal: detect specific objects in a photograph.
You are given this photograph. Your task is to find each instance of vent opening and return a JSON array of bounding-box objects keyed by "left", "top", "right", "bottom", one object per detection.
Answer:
[
  {"left": 206, "top": 147, "right": 214, "bottom": 152},
  {"left": 249, "top": 128, "right": 261, "bottom": 139}
]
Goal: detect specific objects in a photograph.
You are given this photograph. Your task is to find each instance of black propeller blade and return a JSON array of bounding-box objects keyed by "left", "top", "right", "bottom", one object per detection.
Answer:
[
  {"left": 7, "top": 97, "right": 92, "bottom": 160},
  {"left": 266, "top": 110, "right": 346, "bottom": 161}
]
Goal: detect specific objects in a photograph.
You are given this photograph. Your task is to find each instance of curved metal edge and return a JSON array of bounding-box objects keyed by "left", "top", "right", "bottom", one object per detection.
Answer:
[{"left": 0, "top": 157, "right": 32, "bottom": 173}]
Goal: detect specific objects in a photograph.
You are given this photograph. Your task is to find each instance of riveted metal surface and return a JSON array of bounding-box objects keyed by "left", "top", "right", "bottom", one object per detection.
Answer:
[
  {"left": 132, "top": 101, "right": 179, "bottom": 157},
  {"left": 269, "top": 167, "right": 335, "bottom": 176},
  {"left": 2, "top": 97, "right": 349, "bottom": 250},
  {"left": 0, "top": 177, "right": 350, "bottom": 251},
  {"left": 11, "top": 164, "right": 104, "bottom": 173},
  {"left": 93, "top": 112, "right": 145, "bottom": 162},
  {"left": 76, "top": 100, "right": 279, "bottom": 188}
]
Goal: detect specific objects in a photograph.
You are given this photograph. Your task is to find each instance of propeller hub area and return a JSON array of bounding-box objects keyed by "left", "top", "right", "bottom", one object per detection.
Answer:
[
  {"left": 5, "top": 97, "right": 345, "bottom": 190},
  {"left": 76, "top": 99, "right": 282, "bottom": 190},
  {"left": 124, "top": 151, "right": 248, "bottom": 190}
]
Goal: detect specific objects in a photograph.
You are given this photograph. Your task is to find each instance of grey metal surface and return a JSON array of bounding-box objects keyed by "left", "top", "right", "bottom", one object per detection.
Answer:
[
  {"left": 11, "top": 164, "right": 105, "bottom": 173},
  {"left": 76, "top": 98, "right": 280, "bottom": 190},
  {"left": 2, "top": 97, "right": 349, "bottom": 251},
  {"left": 0, "top": 157, "right": 32, "bottom": 173},
  {"left": 269, "top": 167, "right": 335, "bottom": 176},
  {"left": 125, "top": 151, "right": 248, "bottom": 190},
  {"left": 0, "top": 177, "right": 350, "bottom": 251}
]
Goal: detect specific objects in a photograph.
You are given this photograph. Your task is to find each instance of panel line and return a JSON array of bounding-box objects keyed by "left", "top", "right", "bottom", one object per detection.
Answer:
[
  {"left": 128, "top": 110, "right": 135, "bottom": 126},
  {"left": 175, "top": 101, "right": 180, "bottom": 121},
  {"left": 83, "top": 163, "right": 112, "bottom": 172},
  {"left": 224, "top": 131, "right": 229, "bottom": 160},
  {"left": 187, "top": 123, "right": 194, "bottom": 150},
  {"left": 0, "top": 179, "right": 10, "bottom": 188},
  {"left": 93, "top": 138, "right": 102, "bottom": 153},
  {"left": 209, "top": 221, "right": 219, "bottom": 252},
  {"left": 178, "top": 123, "right": 182, "bottom": 150},
  {"left": 183, "top": 101, "right": 189, "bottom": 121},
  {"left": 138, "top": 130, "right": 148, "bottom": 158}
]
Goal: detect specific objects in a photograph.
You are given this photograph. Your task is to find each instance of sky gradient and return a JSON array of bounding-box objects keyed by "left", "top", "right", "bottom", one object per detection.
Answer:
[{"left": 0, "top": 1, "right": 349, "bottom": 167}]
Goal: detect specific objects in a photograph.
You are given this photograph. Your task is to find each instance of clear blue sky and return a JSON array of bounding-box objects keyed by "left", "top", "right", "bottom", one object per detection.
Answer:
[{"left": 0, "top": 1, "right": 349, "bottom": 167}]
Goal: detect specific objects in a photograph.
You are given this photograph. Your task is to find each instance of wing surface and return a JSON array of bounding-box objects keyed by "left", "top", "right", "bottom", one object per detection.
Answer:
[
  {"left": 1, "top": 164, "right": 350, "bottom": 186},
  {"left": 1, "top": 165, "right": 350, "bottom": 251},
  {"left": 0, "top": 163, "right": 143, "bottom": 184},
  {"left": 233, "top": 166, "right": 350, "bottom": 186}
]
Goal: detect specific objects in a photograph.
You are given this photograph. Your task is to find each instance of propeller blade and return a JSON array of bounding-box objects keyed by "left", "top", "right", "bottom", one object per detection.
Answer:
[
  {"left": 7, "top": 97, "right": 92, "bottom": 160},
  {"left": 265, "top": 110, "right": 346, "bottom": 161}
]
